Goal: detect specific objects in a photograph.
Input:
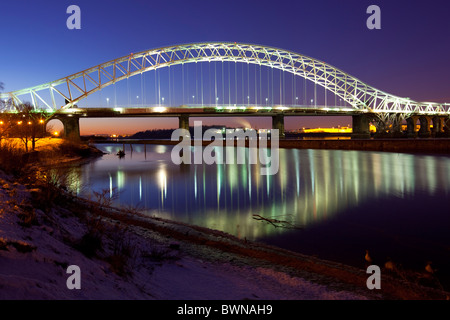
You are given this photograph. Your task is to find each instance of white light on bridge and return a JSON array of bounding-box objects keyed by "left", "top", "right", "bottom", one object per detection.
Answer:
[{"left": 153, "top": 106, "right": 167, "bottom": 113}]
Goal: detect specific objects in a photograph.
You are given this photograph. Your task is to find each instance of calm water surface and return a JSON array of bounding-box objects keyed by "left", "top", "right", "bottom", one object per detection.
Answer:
[{"left": 67, "top": 143, "right": 450, "bottom": 289}]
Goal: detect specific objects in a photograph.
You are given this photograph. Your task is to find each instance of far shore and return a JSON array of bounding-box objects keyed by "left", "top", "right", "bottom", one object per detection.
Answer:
[{"left": 88, "top": 137, "right": 450, "bottom": 155}]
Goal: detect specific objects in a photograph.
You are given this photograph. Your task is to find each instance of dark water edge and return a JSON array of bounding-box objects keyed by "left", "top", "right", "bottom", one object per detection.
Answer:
[
  {"left": 256, "top": 192, "right": 450, "bottom": 292},
  {"left": 91, "top": 137, "right": 450, "bottom": 155}
]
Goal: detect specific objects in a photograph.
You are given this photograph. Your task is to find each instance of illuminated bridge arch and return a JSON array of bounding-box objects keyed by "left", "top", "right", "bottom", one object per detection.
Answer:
[{"left": 1, "top": 42, "right": 449, "bottom": 116}]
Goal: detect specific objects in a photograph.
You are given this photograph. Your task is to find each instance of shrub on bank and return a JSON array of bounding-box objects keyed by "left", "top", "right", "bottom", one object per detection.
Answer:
[{"left": 0, "top": 140, "right": 27, "bottom": 175}]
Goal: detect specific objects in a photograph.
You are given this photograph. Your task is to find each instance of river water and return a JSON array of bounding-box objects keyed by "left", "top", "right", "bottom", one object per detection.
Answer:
[{"left": 66, "top": 143, "right": 450, "bottom": 290}]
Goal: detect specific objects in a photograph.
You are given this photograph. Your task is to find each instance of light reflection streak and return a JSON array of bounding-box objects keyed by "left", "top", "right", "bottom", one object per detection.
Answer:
[
  {"left": 158, "top": 167, "right": 167, "bottom": 206},
  {"left": 117, "top": 170, "right": 125, "bottom": 190},
  {"left": 194, "top": 165, "right": 197, "bottom": 199},
  {"left": 139, "top": 176, "right": 142, "bottom": 201},
  {"left": 109, "top": 173, "right": 113, "bottom": 198}
]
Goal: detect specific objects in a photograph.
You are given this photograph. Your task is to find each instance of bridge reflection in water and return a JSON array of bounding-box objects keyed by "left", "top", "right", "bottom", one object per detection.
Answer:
[{"left": 60, "top": 144, "right": 450, "bottom": 242}]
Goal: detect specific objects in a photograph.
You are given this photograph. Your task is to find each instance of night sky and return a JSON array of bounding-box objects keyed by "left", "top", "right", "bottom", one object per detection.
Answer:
[{"left": 1, "top": 0, "right": 450, "bottom": 134}]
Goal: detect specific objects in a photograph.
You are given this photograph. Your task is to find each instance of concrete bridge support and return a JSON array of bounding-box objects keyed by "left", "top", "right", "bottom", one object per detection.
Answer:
[
  {"left": 432, "top": 116, "right": 445, "bottom": 136},
  {"left": 418, "top": 116, "right": 432, "bottom": 138},
  {"left": 406, "top": 116, "right": 418, "bottom": 138},
  {"left": 445, "top": 118, "right": 450, "bottom": 135},
  {"left": 272, "top": 114, "right": 285, "bottom": 139},
  {"left": 351, "top": 114, "right": 371, "bottom": 139},
  {"left": 178, "top": 115, "right": 190, "bottom": 132},
  {"left": 60, "top": 116, "right": 81, "bottom": 141}
]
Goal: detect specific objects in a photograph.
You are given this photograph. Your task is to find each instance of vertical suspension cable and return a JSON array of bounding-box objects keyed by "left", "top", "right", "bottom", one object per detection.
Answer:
[
  {"left": 154, "top": 69, "right": 157, "bottom": 105},
  {"left": 214, "top": 62, "right": 217, "bottom": 105},
  {"left": 201, "top": 63, "right": 204, "bottom": 106},
  {"left": 168, "top": 66, "right": 171, "bottom": 107},
  {"left": 259, "top": 65, "right": 262, "bottom": 106},
  {"left": 304, "top": 77, "right": 306, "bottom": 106},
  {"left": 228, "top": 62, "right": 231, "bottom": 105},
  {"left": 141, "top": 73, "right": 144, "bottom": 105},
  {"left": 255, "top": 64, "right": 257, "bottom": 105},
  {"left": 221, "top": 61, "right": 224, "bottom": 106},
  {"left": 247, "top": 62, "right": 250, "bottom": 105},
  {"left": 279, "top": 69, "right": 282, "bottom": 105},
  {"left": 293, "top": 72, "right": 296, "bottom": 105},
  {"left": 114, "top": 82, "right": 117, "bottom": 108},
  {"left": 267, "top": 67, "right": 269, "bottom": 105},
  {"left": 209, "top": 61, "right": 212, "bottom": 105},
  {"left": 195, "top": 62, "right": 198, "bottom": 105},
  {"left": 241, "top": 63, "right": 244, "bottom": 105},
  {"left": 291, "top": 74, "right": 295, "bottom": 104},
  {"left": 182, "top": 63, "right": 184, "bottom": 104},
  {"left": 127, "top": 77, "right": 129, "bottom": 106},
  {"left": 235, "top": 62, "right": 238, "bottom": 104},
  {"left": 158, "top": 69, "right": 161, "bottom": 105},
  {"left": 314, "top": 82, "right": 317, "bottom": 107},
  {"left": 234, "top": 61, "right": 238, "bottom": 104},
  {"left": 187, "top": 63, "right": 190, "bottom": 104},
  {"left": 271, "top": 67, "right": 273, "bottom": 106}
]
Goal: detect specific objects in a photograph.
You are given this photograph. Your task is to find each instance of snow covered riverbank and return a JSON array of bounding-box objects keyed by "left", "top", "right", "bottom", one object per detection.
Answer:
[{"left": 0, "top": 165, "right": 447, "bottom": 300}]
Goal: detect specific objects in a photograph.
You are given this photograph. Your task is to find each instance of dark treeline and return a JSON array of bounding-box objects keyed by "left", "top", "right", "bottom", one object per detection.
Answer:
[{"left": 128, "top": 125, "right": 235, "bottom": 140}]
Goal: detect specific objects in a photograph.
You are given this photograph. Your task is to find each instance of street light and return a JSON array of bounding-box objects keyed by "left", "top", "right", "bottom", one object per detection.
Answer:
[
  {"left": 296, "top": 97, "right": 298, "bottom": 105},
  {"left": 311, "top": 99, "right": 313, "bottom": 106},
  {"left": 162, "top": 97, "right": 165, "bottom": 105},
  {"left": 265, "top": 97, "right": 268, "bottom": 105},
  {"left": 106, "top": 97, "right": 109, "bottom": 107},
  {"left": 192, "top": 95, "right": 195, "bottom": 104},
  {"left": 247, "top": 96, "right": 250, "bottom": 105}
]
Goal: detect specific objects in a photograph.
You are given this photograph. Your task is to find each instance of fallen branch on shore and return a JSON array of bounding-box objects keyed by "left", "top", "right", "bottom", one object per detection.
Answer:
[{"left": 252, "top": 214, "right": 303, "bottom": 230}]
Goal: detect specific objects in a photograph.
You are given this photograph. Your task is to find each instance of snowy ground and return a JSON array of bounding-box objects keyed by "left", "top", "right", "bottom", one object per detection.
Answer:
[{"left": 2, "top": 167, "right": 443, "bottom": 300}]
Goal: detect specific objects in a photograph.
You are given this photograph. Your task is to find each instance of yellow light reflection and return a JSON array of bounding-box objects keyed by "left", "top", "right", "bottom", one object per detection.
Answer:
[
  {"left": 158, "top": 167, "right": 167, "bottom": 205},
  {"left": 117, "top": 170, "right": 125, "bottom": 190}
]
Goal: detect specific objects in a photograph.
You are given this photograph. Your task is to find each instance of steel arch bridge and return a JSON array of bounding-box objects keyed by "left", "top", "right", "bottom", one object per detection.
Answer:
[{"left": 1, "top": 42, "right": 449, "bottom": 120}]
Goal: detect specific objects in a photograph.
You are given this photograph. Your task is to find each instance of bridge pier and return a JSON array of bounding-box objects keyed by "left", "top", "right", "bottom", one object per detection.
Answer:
[
  {"left": 60, "top": 116, "right": 81, "bottom": 141},
  {"left": 272, "top": 114, "right": 285, "bottom": 139},
  {"left": 418, "top": 116, "right": 432, "bottom": 138},
  {"left": 179, "top": 115, "right": 190, "bottom": 132},
  {"left": 351, "top": 114, "right": 371, "bottom": 139},
  {"left": 406, "top": 116, "right": 419, "bottom": 138},
  {"left": 432, "top": 116, "right": 445, "bottom": 136},
  {"left": 445, "top": 118, "right": 450, "bottom": 135},
  {"left": 390, "top": 121, "right": 403, "bottom": 136}
]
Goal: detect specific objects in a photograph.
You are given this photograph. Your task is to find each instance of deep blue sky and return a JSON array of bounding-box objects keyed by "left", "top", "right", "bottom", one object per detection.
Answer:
[{"left": 1, "top": 0, "right": 450, "bottom": 134}]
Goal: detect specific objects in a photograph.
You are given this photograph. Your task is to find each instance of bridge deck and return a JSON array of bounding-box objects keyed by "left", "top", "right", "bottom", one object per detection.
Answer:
[{"left": 52, "top": 106, "right": 369, "bottom": 118}]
